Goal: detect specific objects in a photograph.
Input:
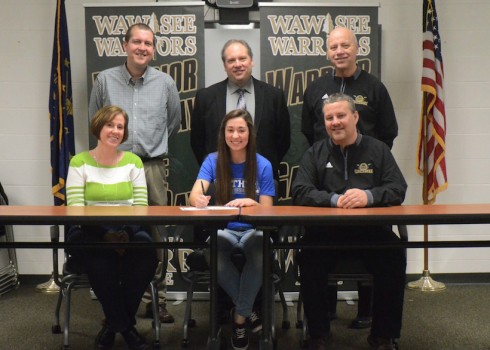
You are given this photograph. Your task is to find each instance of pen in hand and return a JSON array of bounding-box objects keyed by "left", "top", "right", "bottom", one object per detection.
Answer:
[{"left": 200, "top": 181, "right": 210, "bottom": 208}]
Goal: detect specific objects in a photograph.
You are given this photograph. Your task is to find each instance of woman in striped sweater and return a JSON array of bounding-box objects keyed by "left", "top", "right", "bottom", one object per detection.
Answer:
[{"left": 66, "top": 105, "right": 156, "bottom": 350}]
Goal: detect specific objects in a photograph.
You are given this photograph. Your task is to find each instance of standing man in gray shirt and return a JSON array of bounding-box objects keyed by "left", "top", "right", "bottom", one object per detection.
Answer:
[{"left": 89, "top": 23, "right": 181, "bottom": 324}]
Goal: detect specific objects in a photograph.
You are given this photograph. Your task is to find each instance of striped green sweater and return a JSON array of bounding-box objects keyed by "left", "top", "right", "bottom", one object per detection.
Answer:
[{"left": 66, "top": 151, "right": 148, "bottom": 207}]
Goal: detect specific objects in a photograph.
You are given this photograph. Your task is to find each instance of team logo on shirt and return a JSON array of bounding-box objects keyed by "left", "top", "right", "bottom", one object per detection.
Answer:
[
  {"left": 232, "top": 179, "right": 246, "bottom": 195},
  {"left": 354, "top": 163, "right": 373, "bottom": 174},
  {"left": 323, "top": 93, "right": 368, "bottom": 106},
  {"left": 353, "top": 95, "right": 368, "bottom": 106}
]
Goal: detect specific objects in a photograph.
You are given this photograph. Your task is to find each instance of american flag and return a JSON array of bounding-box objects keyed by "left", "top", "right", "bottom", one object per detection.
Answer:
[
  {"left": 49, "top": 0, "right": 75, "bottom": 206},
  {"left": 416, "top": 0, "right": 447, "bottom": 204}
]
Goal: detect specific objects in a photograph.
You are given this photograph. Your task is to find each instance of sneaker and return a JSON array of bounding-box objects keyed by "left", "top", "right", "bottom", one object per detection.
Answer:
[
  {"left": 231, "top": 321, "right": 249, "bottom": 350},
  {"left": 247, "top": 310, "right": 262, "bottom": 334},
  {"left": 367, "top": 334, "right": 398, "bottom": 350}
]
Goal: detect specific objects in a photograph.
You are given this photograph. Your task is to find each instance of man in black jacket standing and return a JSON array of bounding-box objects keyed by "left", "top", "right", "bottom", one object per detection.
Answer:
[
  {"left": 191, "top": 39, "right": 290, "bottom": 180},
  {"left": 302, "top": 26, "right": 397, "bottom": 149},
  {"left": 292, "top": 94, "right": 406, "bottom": 350}
]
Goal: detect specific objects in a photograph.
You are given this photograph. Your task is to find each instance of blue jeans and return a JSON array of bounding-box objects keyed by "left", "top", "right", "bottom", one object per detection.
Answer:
[{"left": 217, "top": 228, "right": 263, "bottom": 318}]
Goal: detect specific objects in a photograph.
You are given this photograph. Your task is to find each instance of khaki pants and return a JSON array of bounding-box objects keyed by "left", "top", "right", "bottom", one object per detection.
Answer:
[{"left": 141, "top": 158, "right": 168, "bottom": 306}]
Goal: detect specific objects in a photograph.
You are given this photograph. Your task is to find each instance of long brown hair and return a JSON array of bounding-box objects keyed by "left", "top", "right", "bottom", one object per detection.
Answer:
[{"left": 215, "top": 109, "right": 257, "bottom": 204}]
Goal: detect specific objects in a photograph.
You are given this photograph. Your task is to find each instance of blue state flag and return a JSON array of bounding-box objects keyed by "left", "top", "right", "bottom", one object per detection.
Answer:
[{"left": 49, "top": 0, "right": 75, "bottom": 206}]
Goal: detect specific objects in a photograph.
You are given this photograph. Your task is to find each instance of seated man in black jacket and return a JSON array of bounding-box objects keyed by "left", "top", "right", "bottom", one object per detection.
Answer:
[{"left": 292, "top": 93, "right": 407, "bottom": 350}]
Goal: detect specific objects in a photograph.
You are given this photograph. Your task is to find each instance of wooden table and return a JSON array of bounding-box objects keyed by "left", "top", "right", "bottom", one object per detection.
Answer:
[
  {"left": 240, "top": 204, "right": 490, "bottom": 349},
  {"left": 240, "top": 204, "right": 490, "bottom": 226},
  {"left": 4, "top": 204, "right": 490, "bottom": 350},
  {"left": 0, "top": 205, "right": 238, "bottom": 225},
  {"left": 0, "top": 205, "right": 239, "bottom": 350}
]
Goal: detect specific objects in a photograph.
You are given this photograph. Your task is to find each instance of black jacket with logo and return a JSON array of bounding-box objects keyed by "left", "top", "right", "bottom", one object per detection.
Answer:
[
  {"left": 292, "top": 135, "right": 407, "bottom": 208},
  {"left": 301, "top": 69, "right": 398, "bottom": 149}
]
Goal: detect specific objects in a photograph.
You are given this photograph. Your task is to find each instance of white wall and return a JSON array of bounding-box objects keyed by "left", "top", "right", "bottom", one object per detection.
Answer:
[{"left": 1, "top": 0, "right": 490, "bottom": 275}]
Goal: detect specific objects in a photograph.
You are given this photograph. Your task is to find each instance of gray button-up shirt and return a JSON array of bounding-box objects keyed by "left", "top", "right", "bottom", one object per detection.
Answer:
[{"left": 89, "top": 64, "right": 181, "bottom": 158}]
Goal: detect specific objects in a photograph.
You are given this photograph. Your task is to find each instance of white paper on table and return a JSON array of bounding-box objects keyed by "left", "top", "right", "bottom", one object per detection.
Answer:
[{"left": 179, "top": 206, "right": 239, "bottom": 211}]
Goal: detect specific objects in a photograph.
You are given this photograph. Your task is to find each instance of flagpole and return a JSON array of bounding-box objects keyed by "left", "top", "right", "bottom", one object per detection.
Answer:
[
  {"left": 407, "top": 92, "right": 445, "bottom": 292},
  {"left": 38, "top": 0, "right": 73, "bottom": 294}
]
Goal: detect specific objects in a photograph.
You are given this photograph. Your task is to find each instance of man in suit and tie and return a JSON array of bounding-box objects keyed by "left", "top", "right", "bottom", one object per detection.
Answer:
[{"left": 190, "top": 39, "right": 291, "bottom": 180}]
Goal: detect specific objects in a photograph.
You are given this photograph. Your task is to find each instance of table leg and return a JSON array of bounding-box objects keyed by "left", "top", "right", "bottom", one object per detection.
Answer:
[
  {"left": 208, "top": 232, "right": 220, "bottom": 350},
  {"left": 260, "top": 229, "right": 273, "bottom": 350}
]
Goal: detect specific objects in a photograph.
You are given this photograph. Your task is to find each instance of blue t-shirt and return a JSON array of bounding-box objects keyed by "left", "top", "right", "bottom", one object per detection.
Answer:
[{"left": 197, "top": 152, "right": 275, "bottom": 230}]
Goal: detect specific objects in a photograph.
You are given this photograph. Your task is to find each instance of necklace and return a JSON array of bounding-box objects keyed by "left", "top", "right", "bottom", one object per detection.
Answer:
[{"left": 92, "top": 147, "right": 119, "bottom": 166}]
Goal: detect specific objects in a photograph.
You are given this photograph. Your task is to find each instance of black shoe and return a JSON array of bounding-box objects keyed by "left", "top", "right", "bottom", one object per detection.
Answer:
[
  {"left": 95, "top": 326, "right": 115, "bottom": 349},
  {"left": 145, "top": 303, "right": 175, "bottom": 323},
  {"left": 231, "top": 321, "right": 249, "bottom": 350},
  {"left": 121, "top": 327, "right": 150, "bottom": 350},
  {"left": 350, "top": 316, "right": 372, "bottom": 329},
  {"left": 247, "top": 310, "right": 262, "bottom": 334},
  {"left": 307, "top": 332, "right": 332, "bottom": 350},
  {"left": 367, "top": 334, "right": 398, "bottom": 350}
]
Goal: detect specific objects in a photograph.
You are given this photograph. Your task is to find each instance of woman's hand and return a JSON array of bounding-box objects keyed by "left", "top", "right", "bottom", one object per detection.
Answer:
[
  {"left": 225, "top": 198, "right": 258, "bottom": 207},
  {"left": 189, "top": 180, "right": 211, "bottom": 208},
  {"left": 194, "top": 194, "right": 211, "bottom": 208}
]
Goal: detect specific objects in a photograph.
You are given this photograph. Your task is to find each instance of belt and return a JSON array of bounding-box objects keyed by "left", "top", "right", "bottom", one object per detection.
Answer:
[{"left": 140, "top": 155, "right": 165, "bottom": 162}]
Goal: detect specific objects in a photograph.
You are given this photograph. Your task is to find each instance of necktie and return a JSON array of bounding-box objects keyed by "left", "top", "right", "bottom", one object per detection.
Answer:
[{"left": 236, "top": 89, "right": 247, "bottom": 111}]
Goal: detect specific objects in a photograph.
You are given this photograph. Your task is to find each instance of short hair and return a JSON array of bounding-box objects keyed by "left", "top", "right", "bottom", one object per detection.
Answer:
[
  {"left": 323, "top": 93, "right": 357, "bottom": 113},
  {"left": 90, "top": 105, "right": 129, "bottom": 143},
  {"left": 221, "top": 39, "right": 253, "bottom": 62},
  {"left": 124, "top": 23, "right": 156, "bottom": 47},
  {"left": 326, "top": 26, "right": 359, "bottom": 49}
]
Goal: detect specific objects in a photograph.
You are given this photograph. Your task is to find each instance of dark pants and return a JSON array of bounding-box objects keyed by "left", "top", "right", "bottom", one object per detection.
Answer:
[
  {"left": 298, "top": 226, "right": 406, "bottom": 339},
  {"left": 70, "top": 227, "right": 158, "bottom": 332}
]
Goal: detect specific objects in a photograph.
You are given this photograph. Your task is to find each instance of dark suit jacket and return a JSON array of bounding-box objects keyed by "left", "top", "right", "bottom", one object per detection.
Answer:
[{"left": 190, "top": 77, "right": 291, "bottom": 179}]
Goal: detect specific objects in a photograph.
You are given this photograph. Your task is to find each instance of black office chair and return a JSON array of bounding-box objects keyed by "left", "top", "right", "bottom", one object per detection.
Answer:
[
  {"left": 50, "top": 225, "right": 165, "bottom": 350},
  {"left": 289, "top": 224, "right": 409, "bottom": 349}
]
